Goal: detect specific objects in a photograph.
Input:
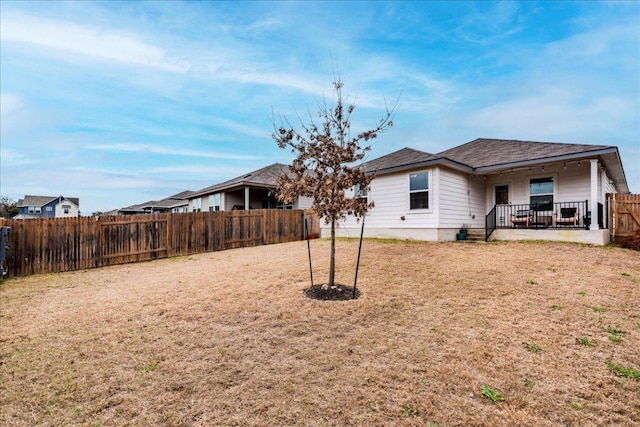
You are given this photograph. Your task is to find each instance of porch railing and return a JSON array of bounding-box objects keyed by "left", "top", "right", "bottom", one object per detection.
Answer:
[
  {"left": 492, "top": 200, "right": 589, "bottom": 230},
  {"left": 486, "top": 205, "right": 497, "bottom": 241}
]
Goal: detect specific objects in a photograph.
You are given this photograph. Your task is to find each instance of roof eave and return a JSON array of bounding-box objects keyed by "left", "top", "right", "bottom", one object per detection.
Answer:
[
  {"left": 473, "top": 147, "right": 620, "bottom": 173},
  {"left": 190, "top": 181, "right": 277, "bottom": 198},
  {"left": 370, "top": 158, "right": 473, "bottom": 176}
]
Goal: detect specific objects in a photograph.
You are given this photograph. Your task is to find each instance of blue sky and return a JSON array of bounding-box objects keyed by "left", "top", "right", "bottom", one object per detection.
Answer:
[{"left": 1, "top": 1, "right": 638, "bottom": 215}]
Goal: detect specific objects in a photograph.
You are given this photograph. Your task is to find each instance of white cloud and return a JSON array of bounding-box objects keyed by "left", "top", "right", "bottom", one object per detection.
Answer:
[
  {"left": 0, "top": 147, "right": 35, "bottom": 166},
  {"left": 85, "top": 143, "right": 260, "bottom": 160},
  {"left": 1, "top": 13, "right": 189, "bottom": 73},
  {"left": 0, "top": 93, "right": 22, "bottom": 119}
]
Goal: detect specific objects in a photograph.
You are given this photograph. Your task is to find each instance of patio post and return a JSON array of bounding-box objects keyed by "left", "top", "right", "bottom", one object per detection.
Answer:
[
  {"left": 244, "top": 187, "right": 250, "bottom": 210},
  {"left": 590, "top": 160, "right": 598, "bottom": 229}
]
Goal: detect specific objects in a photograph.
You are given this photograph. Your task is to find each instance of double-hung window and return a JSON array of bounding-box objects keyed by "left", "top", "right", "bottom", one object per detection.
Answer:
[
  {"left": 409, "top": 171, "right": 429, "bottom": 210},
  {"left": 209, "top": 194, "right": 221, "bottom": 211},
  {"left": 530, "top": 177, "right": 553, "bottom": 211},
  {"left": 354, "top": 184, "right": 368, "bottom": 204},
  {"left": 191, "top": 198, "right": 202, "bottom": 212}
]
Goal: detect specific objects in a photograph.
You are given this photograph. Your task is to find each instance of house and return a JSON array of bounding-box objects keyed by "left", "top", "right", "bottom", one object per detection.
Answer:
[
  {"left": 187, "top": 163, "right": 313, "bottom": 212},
  {"left": 117, "top": 191, "right": 194, "bottom": 215},
  {"left": 329, "top": 138, "right": 629, "bottom": 245},
  {"left": 15, "top": 195, "right": 80, "bottom": 219}
]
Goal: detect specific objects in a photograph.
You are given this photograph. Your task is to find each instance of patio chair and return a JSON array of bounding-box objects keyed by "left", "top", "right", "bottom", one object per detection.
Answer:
[
  {"left": 553, "top": 207, "right": 579, "bottom": 227},
  {"left": 511, "top": 210, "right": 533, "bottom": 228}
]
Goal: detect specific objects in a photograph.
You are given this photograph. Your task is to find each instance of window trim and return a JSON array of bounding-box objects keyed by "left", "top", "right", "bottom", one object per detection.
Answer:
[
  {"left": 528, "top": 175, "right": 556, "bottom": 212},
  {"left": 354, "top": 183, "right": 369, "bottom": 204},
  {"left": 408, "top": 170, "right": 431, "bottom": 211},
  {"left": 209, "top": 193, "right": 221, "bottom": 212}
]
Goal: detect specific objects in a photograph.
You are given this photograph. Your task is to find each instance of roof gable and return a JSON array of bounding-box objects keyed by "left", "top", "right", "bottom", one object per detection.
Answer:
[{"left": 18, "top": 195, "right": 79, "bottom": 207}]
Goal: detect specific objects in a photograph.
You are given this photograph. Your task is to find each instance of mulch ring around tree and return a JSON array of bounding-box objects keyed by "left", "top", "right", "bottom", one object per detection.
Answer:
[{"left": 303, "top": 284, "right": 361, "bottom": 301}]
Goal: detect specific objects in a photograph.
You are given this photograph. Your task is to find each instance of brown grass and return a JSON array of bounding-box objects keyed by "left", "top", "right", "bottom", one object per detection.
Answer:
[{"left": 1, "top": 239, "right": 639, "bottom": 426}]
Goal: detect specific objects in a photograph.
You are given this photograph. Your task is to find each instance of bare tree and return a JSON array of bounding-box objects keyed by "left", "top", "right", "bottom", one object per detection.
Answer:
[
  {"left": 273, "top": 80, "right": 395, "bottom": 288},
  {"left": 0, "top": 196, "right": 18, "bottom": 219}
]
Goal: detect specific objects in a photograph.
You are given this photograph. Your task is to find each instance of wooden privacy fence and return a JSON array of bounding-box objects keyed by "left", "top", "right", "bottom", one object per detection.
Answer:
[
  {"left": 608, "top": 193, "right": 640, "bottom": 243},
  {"left": 0, "top": 209, "right": 320, "bottom": 278}
]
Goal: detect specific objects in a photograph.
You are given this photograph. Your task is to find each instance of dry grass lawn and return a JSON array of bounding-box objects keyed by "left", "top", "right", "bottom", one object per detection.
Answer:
[{"left": 1, "top": 239, "right": 639, "bottom": 426}]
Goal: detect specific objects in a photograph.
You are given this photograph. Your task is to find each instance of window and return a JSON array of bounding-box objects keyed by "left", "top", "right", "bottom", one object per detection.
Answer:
[
  {"left": 34, "top": 207, "right": 42, "bottom": 213},
  {"left": 62, "top": 205, "right": 71, "bottom": 214},
  {"left": 45, "top": 206, "right": 53, "bottom": 212},
  {"left": 209, "top": 194, "right": 221, "bottom": 212},
  {"left": 530, "top": 177, "right": 553, "bottom": 211},
  {"left": 409, "top": 171, "right": 429, "bottom": 210},
  {"left": 28, "top": 206, "right": 35, "bottom": 213},
  {"left": 354, "top": 184, "right": 368, "bottom": 204},
  {"left": 277, "top": 201, "right": 293, "bottom": 210},
  {"left": 191, "top": 198, "right": 202, "bottom": 212}
]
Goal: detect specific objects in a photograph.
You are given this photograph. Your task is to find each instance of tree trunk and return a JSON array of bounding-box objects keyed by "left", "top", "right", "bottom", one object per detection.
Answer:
[{"left": 328, "top": 218, "right": 336, "bottom": 287}]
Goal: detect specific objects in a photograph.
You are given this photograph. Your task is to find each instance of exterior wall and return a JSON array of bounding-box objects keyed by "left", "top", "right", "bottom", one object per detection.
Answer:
[
  {"left": 54, "top": 200, "right": 79, "bottom": 218},
  {"left": 42, "top": 200, "right": 58, "bottom": 218},
  {"left": 294, "top": 196, "right": 313, "bottom": 210},
  {"left": 335, "top": 167, "right": 438, "bottom": 231},
  {"left": 484, "top": 160, "right": 594, "bottom": 211},
  {"left": 327, "top": 166, "right": 478, "bottom": 241},
  {"left": 224, "top": 191, "right": 244, "bottom": 210},
  {"left": 438, "top": 167, "right": 485, "bottom": 229}
]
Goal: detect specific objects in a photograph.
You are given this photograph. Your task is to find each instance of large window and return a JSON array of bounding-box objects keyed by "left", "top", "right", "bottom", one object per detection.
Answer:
[
  {"left": 409, "top": 171, "right": 429, "bottom": 210},
  {"left": 209, "top": 194, "right": 221, "bottom": 211},
  {"left": 191, "top": 198, "right": 202, "bottom": 212},
  {"left": 530, "top": 177, "right": 553, "bottom": 211}
]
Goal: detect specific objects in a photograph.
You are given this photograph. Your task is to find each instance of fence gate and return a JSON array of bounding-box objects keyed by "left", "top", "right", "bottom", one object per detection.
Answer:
[
  {"left": 608, "top": 193, "right": 640, "bottom": 242},
  {"left": 100, "top": 216, "right": 168, "bottom": 265}
]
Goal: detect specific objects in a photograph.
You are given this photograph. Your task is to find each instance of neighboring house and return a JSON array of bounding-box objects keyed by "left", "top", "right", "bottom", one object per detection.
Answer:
[
  {"left": 330, "top": 138, "right": 629, "bottom": 245},
  {"left": 187, "top": 163, "right": 313, "bottom": 212},
  {"left": 117, "top": 191, "right": 193, "bottom": 215},
  {"left": 15, "top": 195, "right": 80, "bottom": 219}
]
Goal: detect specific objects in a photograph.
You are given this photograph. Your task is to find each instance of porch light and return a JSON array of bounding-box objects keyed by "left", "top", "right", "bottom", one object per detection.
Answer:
[
  {"left": 563, "top": 162, "right": 567, "bottom": 169},
  {"left": 542, "top": 166, "right": 545, "bottom": 171}
]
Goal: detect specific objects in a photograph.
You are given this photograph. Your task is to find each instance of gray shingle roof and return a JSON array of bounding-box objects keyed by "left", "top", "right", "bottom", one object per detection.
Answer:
[
  {"left": 18, "top": 195, "right": 79, "bottom": 207},
  {"left": 436, "top": 138, "right": 612, "bottom": 169},
  {"left": 191, "top": 163, "right": 289, "bottom": 197},
  {"left": 366, "top": 139, "right": 615, "bottom": 173},
  {"left": 362, "top": 147, "right": 435, "bottom": 172}
]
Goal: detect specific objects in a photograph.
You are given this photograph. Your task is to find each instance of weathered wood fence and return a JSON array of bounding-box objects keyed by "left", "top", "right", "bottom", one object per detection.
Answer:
[
  {"left": 0, "top": 210, "right": 320, "bottom": 278},
  {"left": 608, "top": 193, "right": 640, "bottom": 243}
]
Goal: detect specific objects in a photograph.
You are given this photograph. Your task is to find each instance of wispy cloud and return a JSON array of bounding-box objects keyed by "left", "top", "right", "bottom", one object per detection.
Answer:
[
  {"left": 85, "top": 143, "right": 260, "bottom": 161},
  {"left": 1, "top": 13, "right": 189, "bottom": 73}
]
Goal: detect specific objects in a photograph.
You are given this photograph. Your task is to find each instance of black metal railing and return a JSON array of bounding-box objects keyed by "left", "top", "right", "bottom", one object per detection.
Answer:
[
  {"left": 486, "top": 205, "right": 497, "bottom": 241},
  {"left": 492, "top": 200, "right": 589, "bottom": 230}
]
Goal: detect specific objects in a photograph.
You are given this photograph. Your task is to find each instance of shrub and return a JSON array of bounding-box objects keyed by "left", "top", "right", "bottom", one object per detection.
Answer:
[{"left": 622, "top": 230, "right": 640, "bottom": 251}]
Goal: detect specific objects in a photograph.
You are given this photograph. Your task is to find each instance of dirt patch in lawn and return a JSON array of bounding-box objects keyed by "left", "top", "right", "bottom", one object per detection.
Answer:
[
  {"left": 1, "top": 240, "right": 639, "bottom": 426},
  {"left": 304, "top": 284, "right": 360, "bottom": 300}
]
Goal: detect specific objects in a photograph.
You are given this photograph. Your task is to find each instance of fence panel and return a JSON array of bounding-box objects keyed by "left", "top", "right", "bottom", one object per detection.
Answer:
[
  {"left": 0, "top": 209, "right": 319, "bottom": 278},
  {"left": 609, "top": 193, "right": 640, "bottom": 242}
]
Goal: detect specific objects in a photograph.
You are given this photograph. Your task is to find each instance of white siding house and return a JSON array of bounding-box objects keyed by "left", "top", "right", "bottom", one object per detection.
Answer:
[{"left": 326, "top": 138, "right": 629, "bottom": 245}]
